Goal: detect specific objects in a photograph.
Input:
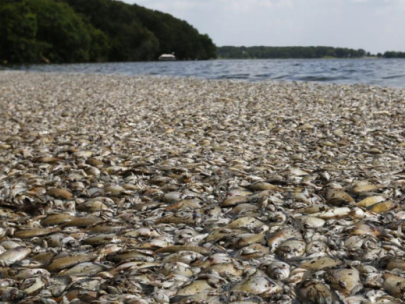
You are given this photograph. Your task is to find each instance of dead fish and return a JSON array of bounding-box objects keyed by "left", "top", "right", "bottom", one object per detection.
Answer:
[
  {"left": 383, "top": 273, "right": 405, "bottom": 298},
  {"left": 356, "top": 196, "right": 386, "bottom": 208},
  {"left": 350, "top": 181, "right": 383, "bottom": 194},
  {"left": 288, "top": 168, "right": 310, "bottom": 176},
  {"left": 163, "top": 251, "right": 203, "bottom": 264},
  {"left": 156, "top": 214, "right": 196, "bottom": 225},
  {"left": 166, "top": 199, "right": 203, "bottom": 210},
  {"left": 234, "top": 233, "right": 265, "bottom": 248},
  {"left": 368, "top": 201, "right": 396, "bottom": 214},
  {"left": 0, "top": 247, "right": 31, "bottom": 267},
  {"left": 82, "top": 234, "right": 122, "bottom": 246},
  {"left": 47, "top": 254, "right": 97, "bottom": 272},
  {"left": 206, "top": 263, "right": 244, "bottom": 277},
  {"left": 160, "top": 262, "right": 194, "bottom": 277},
  {"left": 86, "top": 223, "right": 128, "bottom": 234},
  {"left": 326, "top": 189, "right": 354, "bottom": 206},
  {"left": 233, "top": 272, "right": 282, "bottom": 296},
  {"left": 107, "top": 250, "right": 155, "bottom": 263},
  {"left": 47, "top": 188, "right": 72, "bottom": 200},
  {"left": 58, "top": 262, "right": 108, "bottom": 277},
  {"left": 0, "top": 268, "right": 50, "bottom": 280},
  {"left": 300, "top": 257, "right": 343, "bottom": 271},
  {"left": 349, "top": 222, "right": 380, "bottom": 237},
  {"left": 156, "top": 246, "right": 211, "bottom": 255},
  {"left": 314, "top": 207, "right": 351, "bottom": 219},
  {"left": 327, "top": 268, "right": 362, "bottom": 296},
  {"left": 14, "top": 227, "right": 60, "bottom": 238},
  {"left": 20, "top": 276, "right": 47, "bottom": 295},
  {"left": 222, "top": 217, "right": 265, "bottom": 230},
  {"left": 267, "top": 261, "right": 290, "bottom": 280},
  {"left": 41, "top": 214, "right": 74, "bottom": 226},
  {"left": 297, "top": 280, "right": 339, "bottom": 304},
  {"left": 268, "top": 227, "right": 302, "bottom": 251},
  {"left": 220, "top": 196, "right": 248, "bottom": 207},
  {"left": 60, "top": 216, "right": 102, "bottom": 228},
  {"left": 236, "top": 243, "right": 270, "bottom": 259},
  {"left": 276, "top": 239, "right": 306, "bottom": 260},
  {"left": 298, "top": 216, "right": 326, "bottom": 229},
  {"left": 383, "top": 259, "right": 405, "bottom": 271},
  {"left": 176, "top": 280, "right": 214, "bottom": 296},
  {"left": 231, "top": 203, "right": 259, "bottom": 214},
  {"left": 249, "top": 182, "right": 280, "bottom": 192}
]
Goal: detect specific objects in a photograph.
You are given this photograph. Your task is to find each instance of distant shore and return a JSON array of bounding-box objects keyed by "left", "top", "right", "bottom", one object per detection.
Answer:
[{"left": 0, "top": 56, "right": 387, "bottom": 66}]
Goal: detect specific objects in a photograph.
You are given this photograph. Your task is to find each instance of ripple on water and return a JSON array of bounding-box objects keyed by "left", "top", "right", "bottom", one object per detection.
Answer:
[{"left": 3, "top": 58, "right": 405, "bottom": 87}]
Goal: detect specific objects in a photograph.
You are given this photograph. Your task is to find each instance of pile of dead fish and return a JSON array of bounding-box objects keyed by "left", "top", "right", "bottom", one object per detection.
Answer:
[{"left": 0, "top": 71, "right": 405, "bottom": 303}]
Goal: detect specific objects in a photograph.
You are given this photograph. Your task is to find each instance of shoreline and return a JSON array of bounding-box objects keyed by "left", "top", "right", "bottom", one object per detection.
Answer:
[
  {"left": 2, "top": 59, "right": 405, "bottom": 89},
  {"left": 0, "top": 69, "right": 402, "bottom": 90},
  {"left": 0, "top": 72, "right": 405, "bottom": 303}
]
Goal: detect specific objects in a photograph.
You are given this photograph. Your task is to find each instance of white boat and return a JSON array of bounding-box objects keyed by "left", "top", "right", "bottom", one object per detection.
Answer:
[{"left": 159, "top": 54, "right": 176, "bottom": 61}]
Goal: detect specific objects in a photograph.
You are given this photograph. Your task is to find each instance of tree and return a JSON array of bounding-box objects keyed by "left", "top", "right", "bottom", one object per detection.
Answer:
[
  {"left": 29, "top": 0, "right": 92, "bottom": 62},
  {"left": 217, "top": 46, "right": 372, "bottom": 59},
  {"left": 0, "top": 0, "right": 217, "bottom": 63},
  {"left": 357, "top": 49, "right": 366, "bottom": 57},
  {"left": 0, "top": 1, "right": 47, "bottom": 63},
  {"left": 63, "top": 0, "right": 216, "bottom": 61},
  {"left": 0, "top": 0, "right": 97, "bottom": 63}
]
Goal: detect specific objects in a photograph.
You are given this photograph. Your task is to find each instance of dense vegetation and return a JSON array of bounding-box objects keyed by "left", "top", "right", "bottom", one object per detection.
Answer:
[
  {"left": 217, "top": 46, "right": 368, "bottom": 59},
  {"left": 382, "top": 51, "right": 405, "bottom": 58},
  {"left": 1, "top": 0, "right": 403, "bottom": 64},
  {"left": 0, "top": 0, "right": 216, "bottom": 64}
]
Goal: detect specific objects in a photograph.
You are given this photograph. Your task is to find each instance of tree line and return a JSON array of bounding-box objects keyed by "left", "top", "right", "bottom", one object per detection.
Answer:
[
  {"left": 217, "top": 46, "right": 405, "bottom": 59},
  {"left": 1, "top": 0, "right": 403, "bottom": 65},
  {"left": 0, "top": 0, "right": 217, "bottom": 64},
  {"left": 217, "top": 46, "right": 368, "bottom": 59},
  {"left": 381, "top": 51, "right": 405, "bottom": 58}
]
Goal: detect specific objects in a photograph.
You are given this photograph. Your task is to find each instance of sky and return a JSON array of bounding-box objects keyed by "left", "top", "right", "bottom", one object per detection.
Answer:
[{"left": 122, "top": 0, "right": 405, "bottom": 54}]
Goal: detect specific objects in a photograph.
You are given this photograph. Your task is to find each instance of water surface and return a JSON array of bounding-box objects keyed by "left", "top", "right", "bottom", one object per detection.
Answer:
[{"left": 4, "top": 59, "right": 405, "bottom": 88}]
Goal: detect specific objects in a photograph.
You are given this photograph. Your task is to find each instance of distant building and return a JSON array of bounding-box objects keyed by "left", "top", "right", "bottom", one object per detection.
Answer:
[{"left": 159, "top": 54, "right": 176, "bottom": 61}]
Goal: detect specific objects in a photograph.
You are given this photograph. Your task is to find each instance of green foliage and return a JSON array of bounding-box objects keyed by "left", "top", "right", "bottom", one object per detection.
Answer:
[
  {"left": 0, "top": 0, "right": 99, "bottom": 63},
  {"left": 0, "top": 1, "right": 45, "bottom": 63},
  {"left": 29, "top": 0, "right": 92, "bottom": 62},
  {"left": 383, "top": 51, "right": 405, "bottom": 58},
  {"left": 217, "top": 46, "right": 368, "bottom": 59},
  {"left": 134, "top": 5, "right": 216, "bottom": 60},
  {"left": 62, "top": 0, "right": 216, "bottom": 61},
  {"left": 76, "top": 0, "right": 159, "bottom": 61},
  {"left": 0, "top": 0, "right": 216, "bottom": 63},
  {"left": 86, "top": 24, "right": 110, "bottom": 62}
]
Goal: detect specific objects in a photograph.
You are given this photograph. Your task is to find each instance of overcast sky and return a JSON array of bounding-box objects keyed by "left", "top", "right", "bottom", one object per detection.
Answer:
[{"left": 122, "top": 0, "right": 405, "bottom": 54}]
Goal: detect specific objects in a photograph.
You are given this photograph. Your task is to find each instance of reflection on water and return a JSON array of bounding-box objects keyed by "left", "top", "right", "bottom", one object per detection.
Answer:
[{"left": 3, "top": 59, "right": 405, "bottom": 88}]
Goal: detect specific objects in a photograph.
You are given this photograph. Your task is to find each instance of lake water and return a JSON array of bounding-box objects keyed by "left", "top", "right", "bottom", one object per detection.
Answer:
[{"left": 4, "top": 59, "right": 405, "bottom": 88}]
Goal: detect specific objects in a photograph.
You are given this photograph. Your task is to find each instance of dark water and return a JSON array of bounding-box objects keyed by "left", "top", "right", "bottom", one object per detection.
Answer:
[{"left": 3, "top": 59, "right": 405, "bottom": 88}]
